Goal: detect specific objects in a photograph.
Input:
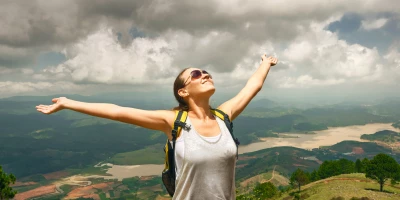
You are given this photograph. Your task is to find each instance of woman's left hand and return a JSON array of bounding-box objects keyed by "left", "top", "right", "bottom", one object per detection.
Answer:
[{"left": 261, "top": 54, "right": 278, "bottom": 66}]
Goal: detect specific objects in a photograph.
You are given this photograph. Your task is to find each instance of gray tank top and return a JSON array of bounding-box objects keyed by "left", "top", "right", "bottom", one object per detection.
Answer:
[{"left": 173, "top": 116, "right": 237, "bottom": 200}]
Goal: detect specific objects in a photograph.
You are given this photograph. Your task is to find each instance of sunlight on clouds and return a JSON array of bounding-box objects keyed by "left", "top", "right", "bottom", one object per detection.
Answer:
[
  {"left": 283, "top": 41, "right": 313, "bottom": 62},
  {"left": 274, "top": 20, "right": 384, "bottom": 88},
  {"left": 0, "top": 81, "right": 52, "bottom": 93},
  {"left": 43, "top": 28, "right": 178, "bottom": 84},
  {"left": 383, "top": 47, "right": 400, "bottom": 84},
  {"left": 361, "top": 18, "right": 388, "bottom": 30},
  {"left": 279, "top": 75, "right": 345, "bottom": 88},
  {"left": 0, "top": 81, "right": 83, "bottom": 96}
]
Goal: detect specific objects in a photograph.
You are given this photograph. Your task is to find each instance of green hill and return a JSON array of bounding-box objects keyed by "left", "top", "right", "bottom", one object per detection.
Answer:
[
  {"left": 281, "top": 173, "right": 400, "bottom": 200},
  {"left": 361, "top": 130, "right": 400, "bottom": 143},
  {"left": 327, "top": 140, "right": 390, "bottom": 154},
  {"left": 393, "top": 121, "right": 400, "bottom": 129},
  {"left": 236, "top": 146, "right": 320, "bottom": 181}
]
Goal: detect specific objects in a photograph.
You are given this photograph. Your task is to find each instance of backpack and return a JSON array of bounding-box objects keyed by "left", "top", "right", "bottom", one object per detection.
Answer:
[{"left": 161, "top": 108, "right": 240, "bottom": 197}]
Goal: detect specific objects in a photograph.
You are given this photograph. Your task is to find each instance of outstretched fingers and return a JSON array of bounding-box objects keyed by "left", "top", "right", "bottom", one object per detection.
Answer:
[
  {"left": 261, "top": 54, "right": 278, "bottom": 66},
  {"left": 36, "top": 104, "right": 52, "bottom": 114}
]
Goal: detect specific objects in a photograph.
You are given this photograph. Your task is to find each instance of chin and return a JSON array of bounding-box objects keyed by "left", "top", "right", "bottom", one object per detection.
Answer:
[{"left": 204, "top": 87, "right": 216, "bottom": 96}]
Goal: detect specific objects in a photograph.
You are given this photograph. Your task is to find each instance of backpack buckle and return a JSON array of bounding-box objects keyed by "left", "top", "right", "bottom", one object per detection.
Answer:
[{"left": 174, "top": 121, "right": 191, "bottom": 131}]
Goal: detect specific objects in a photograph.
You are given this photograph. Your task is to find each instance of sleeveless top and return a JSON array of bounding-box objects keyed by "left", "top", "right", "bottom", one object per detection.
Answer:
[{"left": 172, "top": 116, "right": 237, "bottom": 200}]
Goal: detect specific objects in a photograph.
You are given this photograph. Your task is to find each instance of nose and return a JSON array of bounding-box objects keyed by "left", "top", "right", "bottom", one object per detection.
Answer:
[{"left": 203, "top": 73, "right": 211, "bottom": 79}]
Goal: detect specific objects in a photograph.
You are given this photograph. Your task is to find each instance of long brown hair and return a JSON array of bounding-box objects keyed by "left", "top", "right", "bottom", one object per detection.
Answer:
[{"left": 173, "top": 68, "right": 190, "bottom": 111}]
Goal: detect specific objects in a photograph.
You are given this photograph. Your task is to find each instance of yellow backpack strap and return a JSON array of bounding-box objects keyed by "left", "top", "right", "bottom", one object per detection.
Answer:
[
  {"left": 212, "top": 108, "right": 240, "bottom": 159},
  {"left": 173, "top": 110, "right": 189, "bottom": 139},
  {"left": 162, "top": 110, "right": 189, "bottom": 196}
]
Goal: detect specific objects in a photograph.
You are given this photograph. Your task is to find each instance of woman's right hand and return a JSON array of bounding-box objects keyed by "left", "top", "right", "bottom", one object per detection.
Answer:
[{"left": 36, "top": 97, "right": 68, "bottom": 115}]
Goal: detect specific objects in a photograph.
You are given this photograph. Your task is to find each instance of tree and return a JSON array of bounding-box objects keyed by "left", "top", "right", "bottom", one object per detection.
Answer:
[
  {"left": 253, "top": 182, "right": 278, "bottom": 199},
  {"left": 310, "top": 169, "right": 320, "bottom": 182},
  {"left": 365, "top": 153, "right": 400, "bottom": 192},
  {"left": 290, "top": 168, "right": 310, "bottom": 192},
  {"left": 0, "top": 166, "right": 17, "bottom": 200},
  {"left": 361, "top": 158, "right": 369, "bottom": 173},
  {"left": 337, "top": 158, "right": 355, "bottom": 174},
  {"left": 355, "top": 159, "right": 362, "bottom": 173}
]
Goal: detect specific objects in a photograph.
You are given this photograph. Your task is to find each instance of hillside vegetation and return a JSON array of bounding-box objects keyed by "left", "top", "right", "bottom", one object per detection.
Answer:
[
  {"left": 281, "top": 173, "right": 400, "bottom": 200},
  {"left": 361, "top": 130, "right": 400, "bottom": 143},
  {"left": 393, "top": 121, "right": 400, "bottom": 129}
]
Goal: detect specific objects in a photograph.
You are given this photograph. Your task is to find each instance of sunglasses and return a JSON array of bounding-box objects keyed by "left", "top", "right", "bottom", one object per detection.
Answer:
[{"left": 183, "top": 69, "right": 212, "bottom": 85}]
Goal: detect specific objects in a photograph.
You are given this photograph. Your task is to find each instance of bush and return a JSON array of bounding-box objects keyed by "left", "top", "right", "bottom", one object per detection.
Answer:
[
  {"left": 253, "top": 182, "right": 278, "bottom": 199},
  {"left": 331, "top": 197, "right": 345, "bottom": 200}
]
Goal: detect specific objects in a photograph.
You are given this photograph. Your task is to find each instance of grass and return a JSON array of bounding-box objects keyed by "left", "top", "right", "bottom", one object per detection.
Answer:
[
  {"left": 281, "top": 173, "right": 400, "bottom": 200},
  {"left": 108, "top": 144, "right": 164, "bottom": 165}
]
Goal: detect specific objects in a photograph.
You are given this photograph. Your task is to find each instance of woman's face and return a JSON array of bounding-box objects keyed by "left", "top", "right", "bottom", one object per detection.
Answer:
[{"left": 181, "top": 68, "right": 215, "bottom": 98}]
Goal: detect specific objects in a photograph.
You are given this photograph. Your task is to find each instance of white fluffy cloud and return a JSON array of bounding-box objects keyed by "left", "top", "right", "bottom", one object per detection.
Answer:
[
  {"left": 383, "top": 46, "right": 400, "bottom": 85},
  {"left": 40, "top": 28, "right": 178, "bottom": 85},
  {"left": 272, "top": 21, "right": 384, "bottom": 88},
  {"left": 279, "top": 75, "right": 345, "bottom": 88},
  {"left": 33, "top": 18, "right": 399, "bottom": 92},
  {"left": 361, "top": 18, "right": 388, "bottom": 30},
  {"left": 0, "top": 81, "right": 82, "bottom": 96}
]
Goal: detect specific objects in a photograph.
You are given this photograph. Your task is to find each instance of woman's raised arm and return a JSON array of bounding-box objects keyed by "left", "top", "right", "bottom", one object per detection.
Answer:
[
  {"left": 36, "top": 97, "right": 175, "bottom": 134},
  {"left": 218, "top": 54, "right": 277, "bottom": 121}
]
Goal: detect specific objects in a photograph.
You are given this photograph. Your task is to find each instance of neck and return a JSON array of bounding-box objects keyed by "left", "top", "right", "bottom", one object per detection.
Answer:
[{"left": 187, "top": 97, "right": 213, "bottom": 120}]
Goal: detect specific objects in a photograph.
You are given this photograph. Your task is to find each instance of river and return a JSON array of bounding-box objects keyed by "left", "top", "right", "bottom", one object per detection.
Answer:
[{"left": 95, "top": 123, "right": 400, "bottom": 180}]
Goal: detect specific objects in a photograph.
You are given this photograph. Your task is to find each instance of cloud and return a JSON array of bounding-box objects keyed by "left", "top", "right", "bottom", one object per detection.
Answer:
[
  {"left": 1, "top": 0, "right": 398, "bottom": 68},
  {"left": 361, "top": 18, "right": 389, "bottom": 30},
  {"left": 0, "top": 0, "right": 399, "bottom": 98},
  {"left": 278, "top": 75, "right": 345, "bottom": 88},
  {"left": 383, "top": 46, "right": 400, "bottom": 84},
  {"left": 0, "top": 81, "right": 82, "bottom": 97},
  {"left": 270, "top": 21, "right": 384, "bottom": 88},
  {"left": 40, "top": 28, "right": 178, "bottom": 84},
  {"left": 0, "top": 45, "right": 34, "bottom": 67}
]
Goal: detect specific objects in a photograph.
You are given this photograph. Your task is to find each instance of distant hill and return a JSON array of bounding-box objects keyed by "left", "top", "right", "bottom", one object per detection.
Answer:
[
  {"left": 361, "top": 130, "right": 400, "bottom": 143},
  {"left": 236, "top": 146, "right": 320, "bottom": 181},
  {"left": 247, "top": 98, "right": 279, "bottom": 109},
  {"left": 328, "top": 140, "right": 389, "bottom": 153},
  {"left": 301, "top": 107, "right": 394, "bottom": 127},
  {"left": 368, "top": 98, "right": 400, "bottom": 118},
  {"left": 393, "top": 121, "right": 400, "bottom": 129}
]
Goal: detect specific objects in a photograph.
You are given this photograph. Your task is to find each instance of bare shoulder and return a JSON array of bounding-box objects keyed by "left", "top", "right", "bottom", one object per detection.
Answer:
[
  {"left": 159, "top": 109, "right": 177, "bottom": 137},
  {"left": 161, "top": 109, "right": 177, "bottom": 127},
  {"left": 216, "top": 103, "right": 233, "bottom": 121}
]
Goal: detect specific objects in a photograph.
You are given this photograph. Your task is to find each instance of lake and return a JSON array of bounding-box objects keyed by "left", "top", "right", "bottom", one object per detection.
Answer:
[{"left": 97, "top": 123, "right": 400, "bottom": 179}]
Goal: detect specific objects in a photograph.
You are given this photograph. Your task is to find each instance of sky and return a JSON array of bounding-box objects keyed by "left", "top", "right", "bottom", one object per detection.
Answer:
[{"left": 0, "top": 0, "right": 399, "bottom": 104}]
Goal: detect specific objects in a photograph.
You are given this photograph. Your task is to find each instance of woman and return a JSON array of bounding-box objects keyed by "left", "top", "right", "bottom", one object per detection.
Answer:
[{"left": 36, "top": 54, "right": 277, "bottom": 199}]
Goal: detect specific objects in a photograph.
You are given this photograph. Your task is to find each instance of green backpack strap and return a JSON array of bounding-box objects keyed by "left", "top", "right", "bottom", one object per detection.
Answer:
[{"left": 211, "top": 108, "right": 240, "bottom": 159}]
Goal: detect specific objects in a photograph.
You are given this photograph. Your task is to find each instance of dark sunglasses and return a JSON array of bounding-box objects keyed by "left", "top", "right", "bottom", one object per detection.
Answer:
[{"left": 183, "top": 69, "right": 212, "bottom": 85}]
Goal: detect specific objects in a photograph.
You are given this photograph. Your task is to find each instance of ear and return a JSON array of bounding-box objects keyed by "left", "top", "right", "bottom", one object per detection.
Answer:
[{"left": 178, "top": 88, "right": 189, "bottom": 98}]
